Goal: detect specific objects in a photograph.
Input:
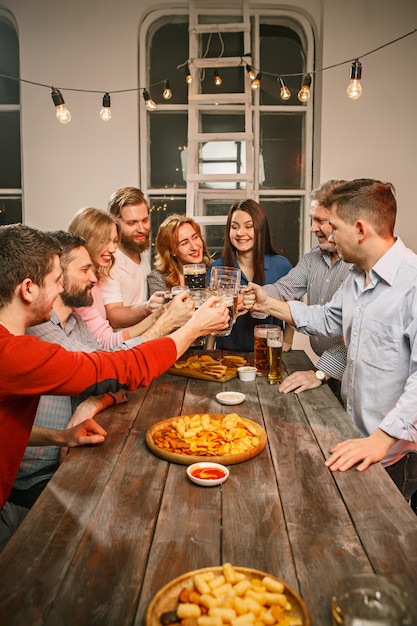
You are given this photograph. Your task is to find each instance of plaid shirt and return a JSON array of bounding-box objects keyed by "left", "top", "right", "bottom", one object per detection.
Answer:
[{"left": 252, "top": 246, "right": 351, "bottom": 380}]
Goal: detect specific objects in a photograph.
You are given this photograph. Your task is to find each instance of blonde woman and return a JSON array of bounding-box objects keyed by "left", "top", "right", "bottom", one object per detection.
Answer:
[
  {"left": 147, "top": 214, "right": 212, "bottom": 294},
  {"left": 68, "top": 208, "right": 170, "bottom": 349}
]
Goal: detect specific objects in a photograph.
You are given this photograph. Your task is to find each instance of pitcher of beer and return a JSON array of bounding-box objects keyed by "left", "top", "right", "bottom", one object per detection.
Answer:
[{"left": 210, "top": 266, "right": 241, "bottom": 326}]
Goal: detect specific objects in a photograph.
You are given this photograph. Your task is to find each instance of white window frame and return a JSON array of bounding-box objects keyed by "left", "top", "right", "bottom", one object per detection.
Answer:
[
  {"left": 0, "top": 8, "right": 22, "bottom": 222},
  {"left": 139, "top": 6, "right": 315, "bottom": 257}
]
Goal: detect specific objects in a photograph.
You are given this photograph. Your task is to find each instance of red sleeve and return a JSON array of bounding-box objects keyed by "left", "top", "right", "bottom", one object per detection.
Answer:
[
  {"left": 0, "top": 328, "right": 178, "bottom": 508},
  {"left": 0, "top": 328, "right": 177, "bottom": 398}
]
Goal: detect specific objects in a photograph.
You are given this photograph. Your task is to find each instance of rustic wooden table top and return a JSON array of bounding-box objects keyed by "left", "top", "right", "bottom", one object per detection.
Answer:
[{"left": 0, "top": 350, "right": 416, "bottom": 626}]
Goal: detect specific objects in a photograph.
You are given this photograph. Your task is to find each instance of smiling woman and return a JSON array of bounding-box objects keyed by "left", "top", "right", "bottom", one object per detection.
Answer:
[
  {"left": 68, "top": 207, "right": 151, "bottom": 349},
  {"left": 147, "top": 214, "right": 212, "bottom": 294},
  {"left": 208, "top": 199, "right": 292, "bottom": 352}
]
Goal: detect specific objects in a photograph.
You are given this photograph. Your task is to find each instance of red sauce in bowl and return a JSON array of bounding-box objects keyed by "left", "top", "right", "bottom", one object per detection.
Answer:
[{"left": 191, "top": 467, "right": 226, "bottom": 480}]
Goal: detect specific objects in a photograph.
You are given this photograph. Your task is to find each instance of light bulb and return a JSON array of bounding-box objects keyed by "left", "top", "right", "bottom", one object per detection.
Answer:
[
  {"left": 51, "top": 88, "right": 71, "bottom": 124},
  {"left": 163, "top": 80, "right": 172, "bottom": 100},
  {"left": 214, "top": 70, "right": 222, "bottom": 86},
  {"left": 347, "top": 79, "right": 362, "bottom": 100},
  {"left": 251, "top": 72, "right": 262, "bottom": 91},
  {"left": 246, "top": 64, "right": 256, "bottom": 81},
  {"left": 142, "top": 89, "right": 157, "bottom": 111},
  {"left": 99, "top": 92, "right": 112, "bottom": 121},
  {"left": 297, "top": 74, "right": 312, "bottom": 103},
  {"left": 347, "top": 59, "right": 362, "bottom": 100},
  {"left": 278, "top": 77, "right": 291, "bottom": 101},
  {"left": 185, "top": 65, "right": 192, "bottom": 84},
  {"left": 55, "top": 105, "right": 72, "bottom": 124}
]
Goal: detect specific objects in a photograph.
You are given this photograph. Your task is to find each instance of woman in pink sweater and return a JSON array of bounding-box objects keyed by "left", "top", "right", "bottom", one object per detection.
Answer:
[{"left": 68, "top": 208, "right": 156, "bottom": 349}]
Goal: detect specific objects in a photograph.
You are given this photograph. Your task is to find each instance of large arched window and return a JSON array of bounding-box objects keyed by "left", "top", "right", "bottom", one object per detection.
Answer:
[
  {"left": 0, "top": 8, "right": 21, "bottom": 225},
  {"left": 140, "top": 5, "right": 314, "bottom": 266}
]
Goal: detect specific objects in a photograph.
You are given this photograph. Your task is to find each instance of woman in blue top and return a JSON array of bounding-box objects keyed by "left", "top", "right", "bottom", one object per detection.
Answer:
[{"left": 209, "top": 199, "right": 292, "bottom": 351}]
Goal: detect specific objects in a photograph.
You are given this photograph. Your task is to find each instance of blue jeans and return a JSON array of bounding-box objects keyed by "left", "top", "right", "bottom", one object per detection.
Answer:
[{"left": 386, "top": 453, "right": 417, "bottom": 511}]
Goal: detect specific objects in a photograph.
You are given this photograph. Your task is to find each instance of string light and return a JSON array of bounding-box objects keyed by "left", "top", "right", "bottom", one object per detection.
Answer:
[
  {"left": 142, "top": 88, "right": 156, "bottom": 111},
  {"left": 50, "top": 87, "right": 71, "bottom": 124},
  {"left": 278, "top": 77, "right": 291, "bottom": 101},
  {"left": 185, "top": 65, "right": 192, "bottom": 84},
  {"left": 0, "top": 27, "right": 413, "bottom": 118},
  {"left": 162, "top": 80, "right": 172, "bottom": 100},
  {"left": 214, "top": 70, "right": 222, "bottom": 86},
  {"left": 347, "top": 59, "right": 362, "bottom": 100},
  {"left": 245, "top": 64, "right": 256, "bottom": 81},
  {"left": 298, "top": 74, "right": 312, "bottom": 102},
  {"left": 99, "top": 92, "right": 112, "bottom": 121},
  {"left": 251, "top": 72, "right": 262, "bottom": 91}
]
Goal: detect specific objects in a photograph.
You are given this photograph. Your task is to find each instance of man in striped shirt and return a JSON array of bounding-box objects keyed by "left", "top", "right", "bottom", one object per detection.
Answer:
[{"left": 254, "top": 180, "right": 351, "bottom": 397}]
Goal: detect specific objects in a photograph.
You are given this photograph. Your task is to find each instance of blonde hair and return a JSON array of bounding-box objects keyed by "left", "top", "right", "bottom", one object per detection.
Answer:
[
  {"left": 107, "top": 186, "right": 150, "bottom": 219},
  {"left": 154, "top": 214, "right": 211, "bottom": 289},
  {"left": 68, "top": 207, "right": 119, "bottom": 278}
]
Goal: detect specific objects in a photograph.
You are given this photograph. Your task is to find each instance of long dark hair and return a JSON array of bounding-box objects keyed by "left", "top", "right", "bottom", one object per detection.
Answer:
[{"left": 222, "top": 199, "right": 278, "bottom": 284}]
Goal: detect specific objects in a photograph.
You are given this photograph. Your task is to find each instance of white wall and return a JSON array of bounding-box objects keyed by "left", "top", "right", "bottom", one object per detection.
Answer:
[{"left": 3, "top": 0, "right": 417, "bottom": 249}]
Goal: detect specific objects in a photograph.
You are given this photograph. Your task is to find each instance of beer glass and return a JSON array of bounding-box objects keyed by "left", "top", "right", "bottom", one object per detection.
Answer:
[
  {"left": 189, "top": 288, "right": 208, "bottom": 347},
  {"left": 171, "top": 285, "right": 190, "bottom": 296},
  {"left": 331, "top": 574, "right": 410, "bottom": 626},
  {"left": 183, "top": 264, "right": 207, "bottom": 289},
  {"left": 267, "top": 328, "right": 283, "bottom": 384},
  {"left": 254, "top": 324, "right": 279, "bottom": 376},
  {"left": 210, "top": 286, "right": 235, "bottom": 337},
  {"left": 210, "top": 266, "right": 241, "bottom": 324}
]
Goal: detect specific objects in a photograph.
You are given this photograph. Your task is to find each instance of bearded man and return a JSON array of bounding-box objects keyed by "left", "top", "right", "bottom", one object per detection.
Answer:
[{"left": 102, "top": 187, "right": 165, "bottom": 328}]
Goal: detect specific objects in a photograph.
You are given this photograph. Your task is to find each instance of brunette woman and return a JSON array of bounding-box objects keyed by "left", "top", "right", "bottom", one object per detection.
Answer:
[{"left": 209, "top": 199, "right": 292, "bottom": 351}]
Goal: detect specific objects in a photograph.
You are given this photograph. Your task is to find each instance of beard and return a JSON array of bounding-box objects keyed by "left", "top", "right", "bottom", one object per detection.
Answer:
[
  {"left": 61, "top": 281, "right": 94, "bottom": 308},
  {"left": 121, "top": 231, "right": 150, "bottom": 256}
]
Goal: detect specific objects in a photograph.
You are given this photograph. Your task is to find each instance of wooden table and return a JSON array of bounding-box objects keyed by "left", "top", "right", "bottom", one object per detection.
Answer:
[{"left": 1, "top": 350, "right": 416, "bottom": 626}]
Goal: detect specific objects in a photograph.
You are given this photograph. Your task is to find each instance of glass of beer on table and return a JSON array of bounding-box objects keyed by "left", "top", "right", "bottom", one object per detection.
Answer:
[
  {"left": 183, "top": 264, "right": 207, "bottom": 289},
  {"left": 254, "top": 324, "right": 280, "bottom": 376},
  {"left": 267, "top": 327, "right": 283, "bottom": 384},
  {"left": 331, "top": 574, "right": 410, "bottom": 626}
]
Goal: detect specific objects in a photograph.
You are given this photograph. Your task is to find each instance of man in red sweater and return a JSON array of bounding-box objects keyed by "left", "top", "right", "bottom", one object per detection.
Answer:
[{"left": 0, "top": 224, "right": 229, "bottom": 548}]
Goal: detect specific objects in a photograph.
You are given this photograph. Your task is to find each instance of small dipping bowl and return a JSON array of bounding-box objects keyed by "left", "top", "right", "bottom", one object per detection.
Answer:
[
  {"left": 216, "top": 391, "right": 246, "bottom": 406},
  {"left": 187, "top": 462, "right": 229, "bottom": 487},
  {"left": 237, "top": 366, "right": 257, "bottom": 382}
]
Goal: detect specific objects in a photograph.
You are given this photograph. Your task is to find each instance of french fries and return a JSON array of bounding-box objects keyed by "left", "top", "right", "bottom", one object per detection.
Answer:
[
  {"left": 160, "top": 564, "right": 303, "bottom": 626},
  {"left": 172, "top": 355, "right": 247, "bottom": 381},
  {"left": 152, "top": 414, "right": 261, "bottom": 457}
]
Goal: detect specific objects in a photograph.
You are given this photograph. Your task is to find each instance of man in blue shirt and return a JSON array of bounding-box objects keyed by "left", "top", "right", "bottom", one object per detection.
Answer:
[{"left": 242, "top": 179, "right": 417, "bottom": 509}]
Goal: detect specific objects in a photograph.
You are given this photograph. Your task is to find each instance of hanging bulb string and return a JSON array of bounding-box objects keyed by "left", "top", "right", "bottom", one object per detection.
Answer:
[
  {"left": 0, "top": 26, "right": 414, "bottom": 99},
  {"left": 235, "top": 26, "right": 416, "bottom": 80}
]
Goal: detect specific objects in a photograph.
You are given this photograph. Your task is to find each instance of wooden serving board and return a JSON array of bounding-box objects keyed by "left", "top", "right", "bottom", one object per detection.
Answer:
[
  {"left": 169, "top": 365, "right": 238, "bottom": 383},
  {"left": 145, "top": 566, "right": 311, "bottom": 626},
  {"left": 146, "top": 414, "right": 267, "bottom": 466}
]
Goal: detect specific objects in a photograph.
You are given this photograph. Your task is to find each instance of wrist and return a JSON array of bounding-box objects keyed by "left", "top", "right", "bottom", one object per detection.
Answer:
[
  {"left": 265, "top": 295, "right": 274, "bottom": 314},
  {"left": 314, "top": 369, "right": 329, "bottom": 383},
  {"left": 107, "top": 392, "right": 118, "bottom": 405}
]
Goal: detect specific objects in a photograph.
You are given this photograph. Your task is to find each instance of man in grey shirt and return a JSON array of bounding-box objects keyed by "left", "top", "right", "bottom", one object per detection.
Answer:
[{"left": 254, "top": 180, "right": 351, "bottom": 396}]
